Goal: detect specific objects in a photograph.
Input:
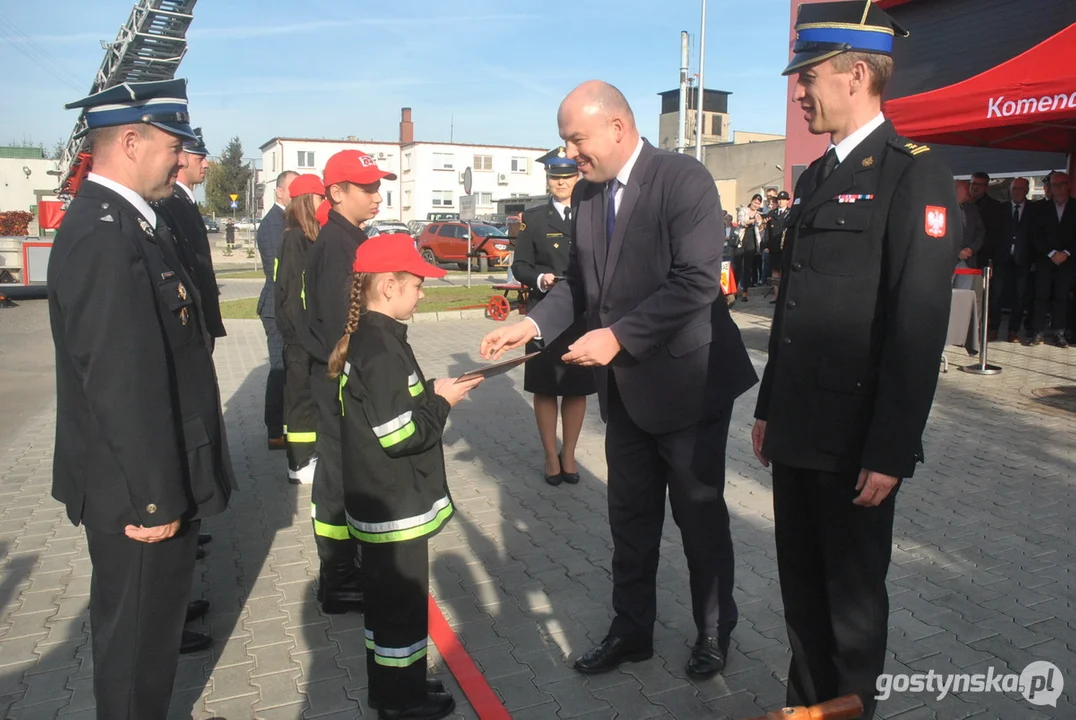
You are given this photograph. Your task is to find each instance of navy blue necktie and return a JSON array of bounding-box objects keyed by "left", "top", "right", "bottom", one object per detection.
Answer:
[{"left": 606, "top": 179, "right": 619, "bottom": 246}]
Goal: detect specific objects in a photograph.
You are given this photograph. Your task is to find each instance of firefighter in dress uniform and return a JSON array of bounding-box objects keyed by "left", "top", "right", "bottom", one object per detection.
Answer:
[
  {"left": 301, "top": 150, "right": 396, "bottom": 614},
  {"left": 511, "top": 147, "right": 597, "bottom": 485},
  {"left": 274, "top": 173, "right": 326, "bottom": 485},
  {"left": 331, "top": 235, "right": 481, "bottom": 720},
  {"left": 47, "top": 79, "right": 236, "bottom": 719},
  {"left": 751, "top": 3, "right": 960, "bottom": 718}
]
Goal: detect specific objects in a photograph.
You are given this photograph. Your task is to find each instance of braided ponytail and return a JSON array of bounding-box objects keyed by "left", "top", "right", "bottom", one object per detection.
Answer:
[{"left": 328, "top": 272, "right": 370, "bottom": 378}]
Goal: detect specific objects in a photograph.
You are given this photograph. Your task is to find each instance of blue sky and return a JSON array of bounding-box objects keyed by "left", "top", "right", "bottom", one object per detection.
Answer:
[{"left": 1, "top": 0, "right": 794, "bottom": 161}]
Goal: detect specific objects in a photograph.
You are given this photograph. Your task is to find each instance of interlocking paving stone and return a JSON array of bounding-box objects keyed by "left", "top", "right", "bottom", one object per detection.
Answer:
[{"left": 1, "top": 310, "right": 1075, "bottom": 718}]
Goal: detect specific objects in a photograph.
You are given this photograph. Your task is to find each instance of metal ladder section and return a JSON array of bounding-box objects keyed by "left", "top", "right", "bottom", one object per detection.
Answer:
[{"left": 57, "top": 0, "right": 198, "bottom": 196}]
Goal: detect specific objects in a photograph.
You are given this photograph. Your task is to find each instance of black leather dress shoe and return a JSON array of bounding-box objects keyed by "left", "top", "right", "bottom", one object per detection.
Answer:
[
  {"left": 377, "top": 690, "right": 455, "bottom": 720},
  {"left": 197, "top": 533, "right": 212, "bottom": 546},
  {"left": 369, "top": 679, "right": 445, "bottom": 710},
  {"left": 559, "top": 454, "right": 580, "bottom": 485},
  {"left": 196, "top": 547, "right": 207, "bottom": 561},
  {"left": 574, "top": 636, "right": 653, "bottom": 674},
  {"left": 686, "top": 635, "right": 729, "bottom": 678},
  {"left": 179, "top": 630, "right": 212, "bottom": 654},
  {"left": 186, "top": 599, "right": 210, "bottom": 623}
]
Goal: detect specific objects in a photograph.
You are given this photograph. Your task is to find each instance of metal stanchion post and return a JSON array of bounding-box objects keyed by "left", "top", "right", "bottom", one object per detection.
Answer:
[{"left": 961, "top": 265, "right": 1002, "bottom": 375}]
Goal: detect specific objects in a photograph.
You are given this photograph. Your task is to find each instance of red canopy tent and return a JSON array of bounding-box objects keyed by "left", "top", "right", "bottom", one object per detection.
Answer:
[{"left": 885, "top": 22, "right": 1076, "bottom": 165}]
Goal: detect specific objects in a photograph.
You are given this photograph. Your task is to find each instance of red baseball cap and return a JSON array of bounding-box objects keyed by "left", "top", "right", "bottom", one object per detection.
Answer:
[
  {"left": 289, "top": 173, "right": 325, "bottom": 198},
  {"left": 315, "top": 198, "right": 331, "bottom": 226},
  {"left": 353, "top": 234, "right": 446, "bottom": 279},
  {"left": 323, "top": 150, "right": 397, "bottom": 187}
]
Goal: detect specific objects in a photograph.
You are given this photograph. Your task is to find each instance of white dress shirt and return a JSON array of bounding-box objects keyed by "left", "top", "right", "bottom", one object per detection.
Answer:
[
  {"left": 1048, "top": 200, "right": 1071, "bottom": 258},
  {"left": 176, "top": 181, "right": 197, "bottom": 205},
  {"left": 552, "top": 199, "right": 570, "bottom": 222},
  {"left": 86, "top": 172, "right": 156, "bottom": 228},
  {"left": 1010, "top": 201, "right": 1026, "bottom": 256},
  {"left": 829, "top": 112, "right": 887, "bottom": 164}
]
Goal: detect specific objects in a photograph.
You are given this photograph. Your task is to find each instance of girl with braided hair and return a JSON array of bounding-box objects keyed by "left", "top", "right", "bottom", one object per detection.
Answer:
[{"left": 332, "top": 233, "right": 481, "bottom": 720}]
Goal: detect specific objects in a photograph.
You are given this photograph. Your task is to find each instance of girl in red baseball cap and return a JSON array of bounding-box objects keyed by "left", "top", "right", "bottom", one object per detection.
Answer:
[
  {"left": 274, "top": 174, "right": 325, "bottom": 485},
  {"left": 327, "top": 234, "right": 481, "bottom": 719}
]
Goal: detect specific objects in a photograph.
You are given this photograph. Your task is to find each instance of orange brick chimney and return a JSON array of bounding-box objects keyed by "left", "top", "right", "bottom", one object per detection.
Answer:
[{"left": 400, "top": 108, "right": 414, "bottom": 144}]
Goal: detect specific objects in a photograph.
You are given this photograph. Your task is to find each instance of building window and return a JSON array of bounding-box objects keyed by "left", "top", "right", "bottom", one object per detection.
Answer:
[
  {"left": 709, "top": 114, "right": 723, "bottom": 137},
  {"left": 403, "top": 154, "right": 411, "bottom": 173},
  {"left": 478, "top": 192, "right": 493, "bottom": 206},
  {"left": 433, "top": 152, "right": 454, "bottom": 170},
  {"left": 271, "top": 152, "right": 276, "bottom": 172},
  {"left": 403, "top": 189, "right": 411, "bottom": 208},
  {"left": 386, "top": 191, "right": 393, "bottom": 207},
  {"left": 473, "top": 155, "right": 493, "bottom": 171},
  {"left": 510, "top": 156, "right": 528, "bottom": 173},
  {"left": 297, "top": 151, "right": 315, "bottom": 168},
  {"left": 432, "top": 190, "right": 454, "bottom": 206}
]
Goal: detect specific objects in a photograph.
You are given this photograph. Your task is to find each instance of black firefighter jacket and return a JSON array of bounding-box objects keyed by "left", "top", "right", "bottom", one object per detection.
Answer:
[
  {"left": 301, "top": 210, "right": 367, "bottom": 365},
  {"left": 340, "top": 311, "right": 453, "bottom": 544}
]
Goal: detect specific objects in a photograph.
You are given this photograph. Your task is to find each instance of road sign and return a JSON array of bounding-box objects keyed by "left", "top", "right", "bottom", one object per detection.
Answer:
[
  {"left": 230, "top": 201, "right": 238, "bottom": 209},
  {"left": 229, "top": 194, "right": 239, "bottom": 202},
  {"left": 459, "top": 195, "right": 477, "bottom": 221},
  {"left": 462, "top": 167, "right": 473, "bottom": 196}
]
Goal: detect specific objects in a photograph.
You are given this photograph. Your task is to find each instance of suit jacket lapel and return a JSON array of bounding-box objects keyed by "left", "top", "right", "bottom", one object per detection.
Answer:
[
  {"left": 587, "top": 182, "right": 607, "bottom": 279},
  {"left": 801, "top": 121, "right": 893, "bottom": 216},
  {"left": 603, "top": 142, "right": 655, "bottom": 289}
]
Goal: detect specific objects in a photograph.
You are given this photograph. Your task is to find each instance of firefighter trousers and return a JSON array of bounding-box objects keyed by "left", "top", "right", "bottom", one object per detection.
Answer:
[
  {"left": 363, "top": 537, "right": 430, "bottom": 711},
  {"left": 283, "top": 344, "right": 317, "bottom": 476},
  {"left": 309, "top": 365, "right": 362, "bottom": 571}
]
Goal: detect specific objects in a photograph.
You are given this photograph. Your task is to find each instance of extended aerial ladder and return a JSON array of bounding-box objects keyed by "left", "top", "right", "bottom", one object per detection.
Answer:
[{"left": 57, "top": 0, "right": 198, "bottom": 198}]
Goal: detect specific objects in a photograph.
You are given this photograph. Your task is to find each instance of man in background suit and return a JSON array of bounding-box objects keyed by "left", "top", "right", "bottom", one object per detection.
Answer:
[
  {"left": 157, "top": 127, "right": 226, "bottom": 348},
  {"left": 47, "top": 79, "right": 235, "bottom": 719},
  {"left": 1027, "top": 171, "right": 1076, "bottom": 347},
  {"left": 953, "top": 180, "right": 984, "bottom": 291},
  {"left": 481, "top": 80, "right": 757, "bottom": 679},
  {"left": 257, "top": 170, "right": 297, "bottom": 449},
  {"left": 989, "top": 177, "right": 1034, "bottom": 343}
]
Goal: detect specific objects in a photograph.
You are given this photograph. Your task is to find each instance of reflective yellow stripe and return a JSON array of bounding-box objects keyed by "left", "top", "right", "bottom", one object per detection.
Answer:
[
  {"left": 273, "top": 257, "right": 279, "bottom": 282},
  {"left": 287, "top": 430, "right": 316, "bottom": 443},
  {"left": 348, "top": 502, "right": 454, "bottom": 544},
  {"left": 301, "top": 271, "right": 307, "bottom": 310},
  {"left": 378, "top": 421, "right": 416, "bottom": 448},
  {"left": 409, "top": 382, "right": 424, "bottom": 397},
  {"left": 374, "top": 646, "right": 427, "bottom": 668},
  {"left": 310, "top": 503, "right": 350, "bottom": 540},
  {"left": 339, "top": 373, "right": 348, "bottom": 417}
]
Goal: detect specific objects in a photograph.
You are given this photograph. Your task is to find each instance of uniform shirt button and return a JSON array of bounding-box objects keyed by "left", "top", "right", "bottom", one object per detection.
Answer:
[
  {"left": 786, "top": 300, "right": 797, "bottom": 309},
  {"left": 836, "top": 218, "right": 846, "bottom": 225},
  {"left": 146, "top": 503, "right": 158, "bottom": 514},
  {"left": 792, "top": 262, "right": 804, "bottom": 271},
  {"left": 855, "top": 382, "right": 863, "bottom": 389},
  {"left": 783, "top": 337, "right": 792, "bottom": 346},
  {"left": 601, "top": 305, "right": 611, "bottom": 313}
]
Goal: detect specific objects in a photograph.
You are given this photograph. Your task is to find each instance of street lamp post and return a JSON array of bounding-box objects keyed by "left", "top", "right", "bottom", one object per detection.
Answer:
[{"left": 695, "top": 0, "right": 707, "bottom": 163}]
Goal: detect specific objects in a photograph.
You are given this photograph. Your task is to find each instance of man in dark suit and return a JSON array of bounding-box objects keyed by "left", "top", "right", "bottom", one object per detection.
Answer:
[
  {"left": 156, "top": 127, "right": 226, "bottom": 347},
  {"left": 47, "top": 79, "right": 236, "bottom": 719},
  {"left": 481, "top": 80, "right": 757, "bottom": 678},
  {"left": 257, "top": 170, "right": 297, "bottom": 449},
  {"left": 752, "top": 3, "right": 958, "bottom": 718},
  {"left": 1027, "top": 171, "right": 1075, "bottom": 347},
  {"left": 989, "top": 177, "right": 1034, "bottom": 343},
  {"left": 953, "top": 180, "right": 984, "bottom": 291}
]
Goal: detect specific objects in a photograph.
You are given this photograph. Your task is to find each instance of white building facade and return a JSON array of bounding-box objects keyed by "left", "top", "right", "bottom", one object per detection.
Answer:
[
  {"left": 0, "top": 157, "right": 61, "bottom": 214},
  {"left": 259, "top": 138, "right": 547, "bottom": 223}
]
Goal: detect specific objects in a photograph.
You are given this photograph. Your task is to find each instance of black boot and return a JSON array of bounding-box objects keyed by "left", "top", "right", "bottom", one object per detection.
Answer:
[{"left": 315, "top": 535, "right": 364, "bottom": 614}]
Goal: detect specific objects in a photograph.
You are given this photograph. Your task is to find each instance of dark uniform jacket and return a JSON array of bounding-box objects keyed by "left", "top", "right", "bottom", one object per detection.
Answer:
[
  {"left": 257, "top": 204, "right": 285, "bottom": 319},
  {"left": 1030, "top": 198, "right": 1076, "bottom": 260},
  {"left": 48, "top": 180, "right": 236, "bottom": 533},
  {"left": 511, "top": 200, "right": 572, "bottom": 312},
  {"left": 1001, "top": 200, "right": 1034, "bottom": 268},
  {"left": 301, "top": 210, "right": 368, "bottom": 365},
  {"left": 526, "top": 141, "right": 757, "bottom": 434},
  {"left": 755, "top": 121, "right": 960, "bottom": 479},
  {"left": 340, "top": 311, "right": 453, "bottom": 544},
  {"left": 768, "top": 207, "right": 792, "bottom": 254},
  {"left": 274, "top": 226, "right": 314, "bottom": 347},
  {"left": 974, "top": 194, "right": 1004, "bottom": 269},
  {"left": 156, "top": 185, "right": 226, "bottom": 339}
]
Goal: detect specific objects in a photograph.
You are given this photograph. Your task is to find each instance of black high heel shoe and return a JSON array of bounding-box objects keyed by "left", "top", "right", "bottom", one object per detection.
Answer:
[
  {"left": 545, "top": 456, "right": 562, "bottom": 486},
  {"left": 559, "top": 453, "right": 580, "bottom": 485}
]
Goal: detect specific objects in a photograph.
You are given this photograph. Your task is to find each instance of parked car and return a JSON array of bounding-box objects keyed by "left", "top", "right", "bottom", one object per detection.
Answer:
[
  {"left": 202, "top": 216, "right": 220, "bottom": 233},
  {"left": 366, "top": 222, "right": 411, "bottom": 238},
  {"left": 416, "top": 222, "right": 512, "bottom": 271},
  {"left": 407, "top": 220, "right": 429, "bottom": 237},
  {"left": 426, "top": 212, "right": 459, "bottom": 222}
]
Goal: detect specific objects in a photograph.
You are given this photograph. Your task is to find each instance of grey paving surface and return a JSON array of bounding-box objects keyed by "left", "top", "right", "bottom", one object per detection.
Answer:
[{"left": 1, "top": 301, "right": 1074, "bottom": 719}]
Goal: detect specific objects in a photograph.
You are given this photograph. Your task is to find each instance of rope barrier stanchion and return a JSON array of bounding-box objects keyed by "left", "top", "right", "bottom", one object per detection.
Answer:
[{"left": 959, "top": 264, "right": 1002, "bottom": 376}]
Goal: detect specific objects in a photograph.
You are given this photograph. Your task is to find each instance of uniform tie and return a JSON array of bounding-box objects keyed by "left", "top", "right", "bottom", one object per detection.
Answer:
[
  {"left": 817, "top": 147, "right": 838, "bottom": 185},
  {"left": 606, "top": 179, "right": 619, "bottom": 246},
  {"left": 564, "top": 207, "right": 572, "bottom": 224}
]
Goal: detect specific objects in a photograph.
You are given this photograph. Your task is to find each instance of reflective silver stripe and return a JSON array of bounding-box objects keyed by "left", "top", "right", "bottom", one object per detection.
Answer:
[
  {"left": 373, "top": 637, "right": 428, "bottom": 658},
  {"left": 344, "top": 361, "right": 352, "bottom": 375},
  {"left": 346, "top": 496, "right": 451, "bottom": 534},
  {"left": 371, "top": 411, "right": 412, "bottom": 438},
  {"left": 407, "top": 372, "right": 419, "bottom": 385}
]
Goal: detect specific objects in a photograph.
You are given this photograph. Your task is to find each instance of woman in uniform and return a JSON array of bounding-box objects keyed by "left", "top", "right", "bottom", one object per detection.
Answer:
[
  {"left": 274, "top": 173, "right": 325, "bottom": 484},
  {"left": 511, "top": 148, "right": 596, "bottom": 486}
]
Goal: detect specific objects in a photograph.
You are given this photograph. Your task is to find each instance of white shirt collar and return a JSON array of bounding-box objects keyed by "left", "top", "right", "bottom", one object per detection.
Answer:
[
  {"left": 552, "top": 199, "right": 569, "bottom": 219},
  {"left": 829, "top": 112, "right": 886, "bottom": 164},
  {"left": 275, "top": 202, "right": 287, "bottom": 212},
  {"left": 87, "top": 172, "right": 156, "bottom": 228},
  {"left": 615, "top": 137, "right": 645, "bottom": 188},
  {"left": 176, "top": 181, "right": 196, "bottom": 205}
]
